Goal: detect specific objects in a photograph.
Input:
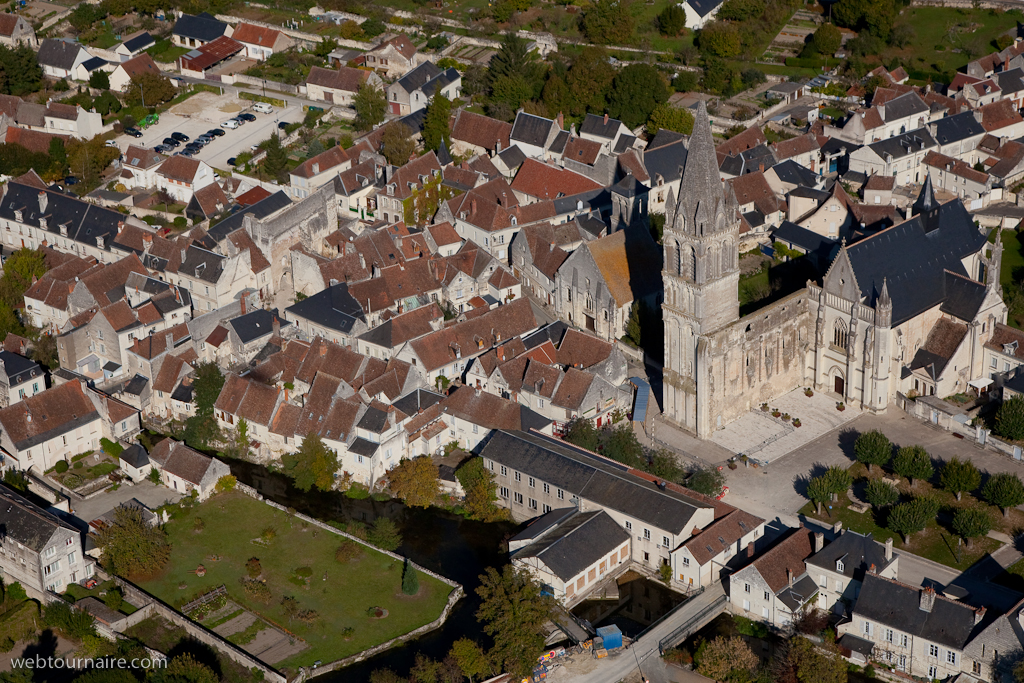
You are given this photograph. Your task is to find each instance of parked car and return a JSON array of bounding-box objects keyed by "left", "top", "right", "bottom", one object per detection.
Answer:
[
  {"left": 154, "top": 144, "right": 172, "bottom": 153},
  {"left": 277, "top": 121, "right": 289, "bottom": 130},
  {"left": 105, "top": 140, "right": 119, "bottom": 148},
  {"left": 179, "top": 149, "right": 195, "bottom": 157},
  {"left": 221, "top": 120, "right": 240, "bottom": 129},
  {"left": 170, "top": 132, "right": 190, "bottom": 142},
  {"left": 162, "top": 137, "right": 180, "bottom": 147},
  {"left": 64, "top": 176, "right": 78, "bottom": 185},
  {"left": 252, "top": 102, "right": 273, "bottom": 114},
  {"left": 124, "top": 127, "right": 143, "bottom": 138},
  {"left": 239, "top": 113, "right": 256, "bottom": 122},
  {"left": 207, "top": 128, "right": 225, "bottom": 137},
  {"left": 195, "top": 135, "right": 213, "bottom": 145},
  {"left": 250, "top": 144, "right": 259, "bottom": 152},
  {"left": 227, "top": 157, "right": 237, "bottom": 166}
]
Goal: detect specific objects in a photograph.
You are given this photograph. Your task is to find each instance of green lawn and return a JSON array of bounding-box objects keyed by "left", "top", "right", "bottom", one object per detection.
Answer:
[
  {"left": 993, "top": 229, "right": 1024, "bottom": 328},
  {"left": 145, "top": 39, "right": 190, "bottom": 63},
  {"left": 893, "top": 7, "right": 1023, "bottom": 75},
  {"left": 64, "top": 580, "right": 138, "bottom": 615},
  {"left": 137, "top": 492, "right": 453, "bottom": 671}
]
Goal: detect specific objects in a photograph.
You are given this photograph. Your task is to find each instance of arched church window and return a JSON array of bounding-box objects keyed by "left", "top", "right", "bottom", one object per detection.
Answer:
[
  {"left": 689, "top": 246, "right": 697, "bottom": 282},
  {"left": 833, "top": 319, "right": 849, "bottom": 350},
  {"left": 675, "top": 241, "right": 682, "bottom": 276}
]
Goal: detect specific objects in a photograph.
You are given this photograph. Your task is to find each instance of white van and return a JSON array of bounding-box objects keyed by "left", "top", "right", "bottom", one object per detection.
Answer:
[
  {"left": 252, "top": 102, "right": 273, "bottom": 114},
  {"left": 221, "top": 119, "right": 240, "bottom": 129}
]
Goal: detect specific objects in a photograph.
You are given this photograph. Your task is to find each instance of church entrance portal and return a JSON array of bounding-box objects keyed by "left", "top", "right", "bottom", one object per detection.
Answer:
[{"left": 834, "top": 376, "right": 845, "bottom": 395}]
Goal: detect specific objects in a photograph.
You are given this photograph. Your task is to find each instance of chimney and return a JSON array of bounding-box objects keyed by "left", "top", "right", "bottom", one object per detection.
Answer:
[
  {"left": 319, "top": 342, "right": 326, "bottom": 357},
  {"left": 833, "top": 521, "right": 843, "bottom": 536},
  {"left": 920, "top": 586, "right": 936, "bottom": 613},
  {"left": 117, "top": 221, "right": 124, "bottom": 234},
  {"left": 272, "top": 316, "right": 280, "bottom": 337},
  {"left": 557, "top": 112, "right": 564, "bottom": 130},
  {"left": 471, "top": 199, "right": 477, "bottom": 215},
  {"left": 747, "top": 541, "right": 754, "bottom": 559},
  {"left": 358, "top": 253, "right": 366, "bottom": 270},
  {"left": 165, "top": 332, "right": 174, "bottom": 352},
  {"left": 181, "top": 248, "right": 187, "bottom": 262},
  {"left": 143, "top": 233, "right": 153, "bottom": 253},
  {"left": 975, "top": 606, "right": 987, "bottom": 625},
  {"left": 884, "top": 537, "right": 893, "bottom": 562},
  {"left": 814, "top": 532, "right": 824, "bottom": 553},
  {"left": 787, "top": 568, "right": 794, "bottom": 586},
  {"left": 240, "top": 293, "right": 247, "bottom": 315},
  {"left": 603, "top": 113, "right": 609, "bottom": 125},
  {"left": 38, "top": 192, "right": 47, "bottom": 214},
  {"left": 549, "top": 242, "right": 555, "bottom": 252},
  {"left": 868, "top": 563, "right": 877, "bottom": 574}
]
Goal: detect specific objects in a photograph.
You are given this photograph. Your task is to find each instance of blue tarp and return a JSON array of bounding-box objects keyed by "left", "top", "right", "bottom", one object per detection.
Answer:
[{"left": 629, "top": 377, "right": 650, "bottom": 425}]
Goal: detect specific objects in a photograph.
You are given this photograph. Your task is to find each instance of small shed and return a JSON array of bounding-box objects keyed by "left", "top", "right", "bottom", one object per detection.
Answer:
[{"left": 118, "top": 444, "right": 151, "bottom": 482}]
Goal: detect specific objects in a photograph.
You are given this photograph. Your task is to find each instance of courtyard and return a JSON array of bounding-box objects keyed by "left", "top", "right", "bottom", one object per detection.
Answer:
[{"left": 137, "top": 492, "right": 454, "bottom": 671}]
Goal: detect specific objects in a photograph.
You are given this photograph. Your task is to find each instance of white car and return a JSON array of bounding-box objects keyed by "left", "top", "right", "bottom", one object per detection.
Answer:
[{"left": 221, "top": 119, "right": 240, "bottom": 129}]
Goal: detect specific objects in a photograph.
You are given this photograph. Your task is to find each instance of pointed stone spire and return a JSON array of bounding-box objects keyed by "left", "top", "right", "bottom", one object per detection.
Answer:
[
  {"left": 912, "top": 173, "right": 936, "bottom": 216},
  {"left": 678, "top": 101, "right": 724, "bottom": 233},
  {"left": 876, "top": 277, "right": 892, "bottom": 328},
  {"left": 664, "top": 186, "right": 677, "bottom": 232},
  {"left": 437, "top": 137, "right": 453, "bottom": 167}
]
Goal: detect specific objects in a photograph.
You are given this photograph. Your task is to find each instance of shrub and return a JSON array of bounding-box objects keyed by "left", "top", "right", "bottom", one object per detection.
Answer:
[
  {"left": 865, "top": 479, "right": 899, "bottom": 507},
  {"left": 0, "top": 636, "right": 14, "bottom": 652},
  {"left": 215, "top": 475, "right": 237, "bottom": 493},
  {"left": 55, "top": 461, "right": 69, "bottom": 474},
  {"left": 246, "top": 557, "right": 262, "bottom": 578},
  {"left": 44, "top": 601, "right": 96, "bottom": 639},
  {"left": 336, "top": 541, "right": 364, "bottom": 563},
  {"left": 261, "top": 526, "right": 276, "bottom": 542},
  {"left": 64, "top": 474, "right": 82, "bottom": 488},
  {"left": 100, "top": 438, "right": 123, "bottom": 458},
  {"left": 103, "top": 588, "right": 123, "bottom": 613},
  {"left": 193, "top": 517, "right": 204, "bottom": 532},
  {"left": 239, "top": 578, "right": 271, "bottom": 603},
  {"left": 294, "top": 566, "right": 313, "bottom": 578},
  {"left": 996, "top": 395, "right": 1024, "bottom": 440},
  {"left": 402, "top": 560, "right": 419, "bottom": 595}
]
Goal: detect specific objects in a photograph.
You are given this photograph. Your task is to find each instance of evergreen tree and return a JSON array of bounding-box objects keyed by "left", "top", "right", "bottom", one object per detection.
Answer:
[
  {"left": 402, "top": 560, "right": 420, "bottom": 595},
  {"left": 88, "top": 70, "right": 110, "bottom": 90},
  {"left": 381, "top": 122, "right": 415, "bottom": 166},
  {"left": 625, "top": 301, "right": 642, "bottom": 346},
  {"left": 353, "top": 82, "right": 387, "bottom": 130},
  {"left": 262, "top": 133, "right": 288, "bottom": 181},
  {"left": 184, "top": 362, "right": 224, "bottom": 451},
  {"left": 422, "top": 92, "right": 453, "bottom": 153},
  {"left": 607, "top": 64, "right": 669, "bottom": 129},
  {"left": 0, "top": 44, "right": 43, "bottom": 96}
]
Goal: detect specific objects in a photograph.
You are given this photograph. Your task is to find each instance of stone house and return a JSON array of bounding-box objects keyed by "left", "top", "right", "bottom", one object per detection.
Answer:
[
  {"left": 579, "top": 113, "right": 632, "bottom": 155},
  {"left": 728, "top": 527, "right": 817, "bottom": 629},
  {"left": 288, "top": 143, "right": 356, "bottom": 201},
  {"left": 509, "top": 111, "right": 562, "bottom": 160},
  {"left": 171, "top": 12, "right": 231, "bottom": 49},
  {"left": 109, "top": 54, "right": 162, "bottom": 93},
  {"left": 0, "top": 483, "right": 94, "bottom": 598},
  {"left": 148, "top": 438, "right": 231, "bottom": 501},
  {"left": 0, "top": 350, "right": 47, "bottom": 407},
  {"left": 120, "top": 146, "right": 167, "bottom": 191},
  {"left": 510, "top": 222, "right": 571, "bottom": 306},
  {"left": 36, "top": 39, "right": 90, "bottom": 80},
  {"left": 305, "top": 66, "right": 382, "bottom": 106},
  {"left": 848, "top": 128, "right": 937, "bottom": 185},
  {"left": 0, "top": 14, "right": 36, "bottom": 48},
  {"left": 231, "top": 23, "right": 293, "bottom": 61},
  {"left": 675, "top": 509, "right": 765, "bottom": 590},
  {"left": 450, "top": 109, "right": 512, "bottom": 158},
  {"left": 922, "top": 152, "right": 993, "bottom": 206},
  {"left": 807, "top": 529, "right": 899, "bottom": 616},
  {"left": 386, "top": 62, "right": 461, "bottom": 117},
  {"left": 154, "top": 156, "right": 216, "bottom": 204},
  {"left": 364, "top": 34, "right": 417, "bottom": 80}
]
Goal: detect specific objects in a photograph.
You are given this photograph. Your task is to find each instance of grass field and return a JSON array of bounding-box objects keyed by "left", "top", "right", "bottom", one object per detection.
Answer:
[
  {"left": 993, "top": 228, "right": 1024, "bottom": 328},
  {"left": 893, "top": 7, "right": 1023, "bottom": 75},
  {"left": 145, "top": 39, "right": 190, "bottom": 63},
  {"left": 137, "top": 492, "right": 454, "bottom": 671}
]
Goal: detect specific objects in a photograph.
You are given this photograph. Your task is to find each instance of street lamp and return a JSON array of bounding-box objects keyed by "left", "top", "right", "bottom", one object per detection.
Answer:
[{"left": 632, "top": 646, "right": 649, "bottom": 683}]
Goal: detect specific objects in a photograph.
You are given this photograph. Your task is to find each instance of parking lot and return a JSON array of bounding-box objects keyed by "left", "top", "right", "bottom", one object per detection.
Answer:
[{"left": 110, "top": 91, "right": 301, "bottom": 172}]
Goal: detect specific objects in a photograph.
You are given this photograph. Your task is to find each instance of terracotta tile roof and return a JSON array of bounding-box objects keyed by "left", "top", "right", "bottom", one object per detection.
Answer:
[
  {"left": 410, "top": 298, "right": 537, "bottom": 372},
  {"left": 103, "top": 393, "right": 138, "bottom": 423},
  {"left": 978, "top": 98, "right": 1023, "bottom": 132},
  {"left": 153, "top": 353, "right": 190, "bottom": 393},
  {"left": 124, "top": 145, "right": 165, "bottom": 170},
  {"left": 727, "top": 171, "right": 783, "bottom": 217},
  {"left": 191, "top": 182, "right": 229, "bottom": 218},
  {"left": 348, "top": 259, "right": 440, "bottom": 312},
  {"left": 587, "top": 231, "right": 662, "bottom": 308},
  {"left": 451, "top": 110, "right": 512, "bottom": 152},
  {"left": 0, "top": 14, "right": 22, "bottom": 36},
  {"left": 82, "top": 254, "right": 148, "bottom": 306},
  {"left": 157, "top": 156, "right": 202, "bottom": 184},
  {"left": 522, "top": 360, "right": 561, "bottom": 398},
  {"left": 524, "top": 339, "right": 556, "bottom": 364},
  {"left": 235, "top": 378, "right": 280, "bottom": 426},
  {"left": 235, "top": 186, "right": 271, "bottom": 206},
  {"left": 986, "top": 322, "right": 1024, "bottom": 359},
  {"left": 179, "top": 35, "right": 243, "bottom": 72},
  {"left": 372, "top": 34, "right": 416, "bottom": 59},
  {"left": 716, "top": 126, "right": 767, "bottom": 159},
  {"left": 385, "top": 151, "right": 442, "bottom": 201},
  {"left": 617, "top": 149, "right": 650, "bottom": 183},
  {"left": 149, "top": 439, "right": 217, "bottom": 485},
  {"left": 100, "top": 300, "right": 139, "bottom": 332},
  {"left": 922, "top": 150, "right": 989, "bottom": 184},
  {"left": 443, "top": 384, "right": 545, "bottom": 430},
  {"left": 488, "top": 266, "right": 518, "bottom": 290},
  {"left": 3, "top": 333, "right": 29, "bottom": 355},
  {"left": 562, "top": 136, "right": 602, "bottom": 165},
  {"left": 295, "top": 336, "right": 368, "bottom": 386},
  {"left": 467, "top": 154, "right": 501, "bottom": 179},
  {"left": 45, "top": 102, "right": 77, "bottom": 121},
  {"left": 5, "top": 126, "right": 69, "bottom": 154},
  {"left": 232, "top": 22, "right": 281, "bottom": 47},
  {"left": 950, "top": 73, "right": 982, "bottom": 93},
  {"left": 428, "top": 221, "right": 461, "bottom": 249},
  {"left": 551, "top": 366, "right": 593, "bottom": 410},
  {"left": 0, "top": 381, "right": 98, "bottom": 450},
  {"left": 518, "top": 223, "right": 569, "bottom": 280},
  {"left": 12, "top": 169, "right": 47, "bottom": 190},
  {"left": 771, "top": 133, "right": 819, "bottom": 160},
  {"left": 556, "top": 328, "right": 613, "bottom": 369},
  {"left": 292, "top": 144, "right": 352, "bottom": 179},
  {"left": 864, "top": 175, "right": 895, "bottom": 191},
  {"left": 750, "top": 527, "right": 814, "bottom": 593},
  {"left": 128, "top": 322, "right": 190, "bottom": 360},
  {"left": 306, "top": 65, "right": 369, "bottom": 93},
  {"left": 118, "top": 53, "right": 161, "bottom": 80},
  {"left": 682, "top": 508, "right": 764, "bottom": 565},
  {"left": 205, "top": 325, "right": 228, "bottom": 348},
  {"left": 511, "top": 159, "right": 602, "bottom": 200},
  {"left": 227, "top": 229, "right": 270, "bottom": 273}
]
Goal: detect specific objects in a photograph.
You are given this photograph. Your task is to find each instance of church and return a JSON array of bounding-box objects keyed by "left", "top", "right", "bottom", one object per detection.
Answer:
[{"left": 661, "top": 103, "right": 1007, "bottom": 439}]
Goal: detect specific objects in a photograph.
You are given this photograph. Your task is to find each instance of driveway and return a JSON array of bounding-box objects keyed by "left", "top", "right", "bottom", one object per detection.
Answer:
[
  {"left": 71, "top": 480, "right": 181, "bottom": 522},
  {"left": 109, "top": 91, "right": 302, "bottom": 173}
]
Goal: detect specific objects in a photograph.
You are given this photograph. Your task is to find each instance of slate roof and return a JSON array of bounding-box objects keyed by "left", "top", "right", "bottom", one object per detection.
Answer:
[
  {"left": 580, "top": 113, "right": 624, "bottom": 140},
  {"left": 172, "top": 12, "right": 229, "bottom": 42},
  {"left": 478, "top": 430, "right": 712, "bottom": 535},
  {"left": 644, "top": 138, "right": 688, "bottom": 184},
  {"left": 118, "top": 443, "right": 149, "bottom": 468},
  {"left": 777, "top": 574, "right": 819, "bottom": 611},
  {"left": 510, "top": 507, "right": 577, "bottom": 543},
  {"left": 931, "top": 110, "right": 986, "bottom": 146},
  {"left": 773, "top": 220, "right": 836, "bottom": 255},
  {"left": 685, "top": 0, "right": 724, "bottom": 18},
  {"left": 941, "top": 270, "right": 989, "bottom": 321},
  {"left": 357, "top": 302, "right": 442, "bottom": 350},
  {"left": 843, "top": 198, "right": 987, "bottom": 324},
  {"left": 0, "top": 483, "right": 73, "bottom": 552},
  {"left": 229, "top": 308, "right": 289, "bottom": 345},
  {"left": 880, "top": 92, "right": 929, "bottom": 122},
  {"left": 120, "top": 31, "right": 155, "bottom": 53},
  {"left": 512, "top": 510, "right": 629, "bottom": 581},
  {"left": 395, "top": 61, "right": 442, "bottom": 94},
  {"left": 806, "top": 530, "right": 895, "bottom": 581},
  {"left": 769, "top": 159, "right": 818, "bottom": 187},
  {"left": 37, "top": 39, "right": 84, "bottom": 70},
  {"left": 866, "top": 128, "right": 937, "bottom": 162},
  {"left": 285, "top": 282, "right": 365, "bottom": 334},
  {"left": 511, "top": 112, "right": 555, "bottom": 148},
  {"left": 498, "top": 145, "right": 527, "bottom": 171},
  {"left": 391, "top": 388, "right": 445, "bottom": 417},
  {"left": 855, "top": 573, "right": 983, "bottom": 650}
]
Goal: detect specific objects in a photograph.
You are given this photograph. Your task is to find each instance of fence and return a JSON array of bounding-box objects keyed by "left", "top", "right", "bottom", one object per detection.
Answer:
[
  {"left": 233, "top": 74, "right": 300, "bottom": 96},
  {"left": 657, "top": 593, "right": 728, "bottom": 654}
]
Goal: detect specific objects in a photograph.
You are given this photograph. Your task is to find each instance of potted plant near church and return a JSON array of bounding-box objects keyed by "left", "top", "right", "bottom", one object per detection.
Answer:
[
  {"left": 837, "top": 402, "right": 846, "bottom": 412},
  {"left": 805, "top": 388, "right": 813, "bottom": 397},
  {"left": 793, "top": 418, "right": 802, "bottom": 428}
]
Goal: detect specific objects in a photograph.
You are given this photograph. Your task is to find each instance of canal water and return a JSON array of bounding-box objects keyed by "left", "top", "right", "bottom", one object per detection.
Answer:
[{"left": 228, "top": 461, "right": 515, "bottom": 682}]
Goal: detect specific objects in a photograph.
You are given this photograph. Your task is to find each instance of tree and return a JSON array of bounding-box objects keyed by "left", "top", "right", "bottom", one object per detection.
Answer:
[
  {"left": 700, "top": 56, "right": 737, "bottom": 96},
  {"left": 476, "top": 565, "right": 555, "bottom": 679},
  {"left": 0, "top": 248, "right": 46, "bottom": 309},
  {"left": 422, "top": 92, "right": 453, "bottom": 153},
  {"left": 387, "top": 456, "right": 440, "bottom": 508},
  {"left": 607, "top": 64, "right": 669, "bottom": 129},
  {"left": 283, "top": 433, "right": 339, "bottom": 492},
  {"left": 563, "top": 417, "right": 600, "bottom": 451},
  {"left": 489, "top": 32, "right": 540, "bottom": 91},
  {"left": 66, "top": 136, "right": 119, "bottom": 187},
  {"left": 402, "top": 559, "right": 420, "bottom": 595},
  {"left": 953, "top": 507, "right": 992, "bottom": 547},
  {"left": 314, "top": 37, "right": 339, "bottom": 59},
  {"left": 688, "top": 466, "right": 726, "bottom": 497},
  {"left": 228, "top": 417, "right": 251, "bottom": 460},
  {"left": 564, "top": 47, "right": 615, "bottom": 117},
  {"left": 646, "top": 103, "right": 694, "bottom": 137},
  {"left": 604, "top": 424, "right": 645, "bottom": 468},
  {"left": 184, "top": 362, "right": 224, "bottom": 451},
  {"left": 582, "top": 0, "right": 636, "bottom": 45},
  {"left": 95, "top": 505, "right": 171, "bottom": 579},
  {"left": 0, "top": 45, "right": 44, "bottom": 96},
  {"left": 353, "top": 82, "right": 387, "bottom": 130},
  {"left": 696, "top": 636, "right": 758, "bottom": 682},
  {"left": 457, "top": 458, "right": 506, "bottom": 522},
  {"left": 492, "top": 0, "right": 532, "bottom": 23},
  {"left": 887, "top": 500, "right": 928, "bottom": 544},
  {"left": 864, "top": 479, "right": 899, "bottom": 508},
  {"left": 657, "top": 4, "right": 686, "bottom": 35},
  {"left": 156, "top": 653, "right": 219, "bottom": 683},
  {"left": 307, "top": 138, "right": 325, "bottom": 158},
  {"left": 489, "top": 74, "right": 533, "bottom": 110},
  {"left": 125, "top": 72, "right": 175, "bottom": 107},
  {"left": 812, "top": 23, "right": 842, "bottom": 56},
  {"left": 940, "top": 457, "right": 981, "bottom": 501},
  {"left": 262, "top": 133, "right": 288, "bottom": 181},
  {"left": 368, "top": 517, "right": 403, "bottom": 551},
  {"left": 854, "top": 430, "right": 891, "bottom": 473},
  {"left": 806, "top": 476, "right": 831, "bottom": 515},
  {"left": 381, "top": 122, "right": 416, "bottom": 166},
  {"left": 409, "top": 654, "right": 440, "bottom": 683},
  {"left": 996, "top": 395, "right": 1024, "bottom": 440},
  {"left": 823, "top": 465, "right": 853, "bottom": 494},
  {"left": 892, "top": 445, "right": 933, "bottom": 486},
  {"left": 781, "top": 636, "right": 848, "bottom": 683},
  {"left": 984, "top": 472, "right": 1024, "bottom": 517},
  {"left": 450, "top": 638, "right": 489, "bottom": 683},
  {"left": 31, "top": 332, "right": 57, "bottom": 369},
  {"left": 89, "top": 70, "right": 110, "bottom": 90},
  {"left": 716, "top": 0, "right": 765, "bottom": 21},
  {"left": 699, "top": 21, "right": 742, "bottom": 58}
]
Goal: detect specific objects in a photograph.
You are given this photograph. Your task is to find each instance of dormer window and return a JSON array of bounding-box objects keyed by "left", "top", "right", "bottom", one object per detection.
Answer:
[
  {"left": 387, "top": 185, "right": 395, "bottom": 196},
  {"left": 14, "top": 210, "right": 22, "bottom": 222},
  {"left": 59, "top": 224, "right": 68, "bottom": 236},
  {"left": 836, "top": 560, "right": 844, "bottom": 573},
  {"left": 1005, "top": 340, "right": 1018, "bottom": 355}
]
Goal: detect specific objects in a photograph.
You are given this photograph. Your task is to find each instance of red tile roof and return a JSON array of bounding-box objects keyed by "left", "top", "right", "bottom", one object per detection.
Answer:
[
  {"left": 451, "top": 110, "right": 512, "bottom": 153},
  {"left": 235, "top": 186, "right": 271, "bottom": 206},
  {"left": 292, "top": 144, "right": 352, "bottom": 179},
  {"left": 118, "top": 53, "right": 161, "bottom": 80},
  {"left": 5, "top": 126, "right": 69, "bottom": 154},
  {"left": 510, "top": 159, "right": 602, "bottom": 200},
  {"left": 306, "top": 65, "right": 370, "bottom": 93},
  {"left": 180, "top": 35, "right": 243, "bottom": 72},
  {"left": 232, "top": 22, "right": 281, "bottom": 47},
  {"left": 562, "top": 136, "right": 602, "bottom": 165}
]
